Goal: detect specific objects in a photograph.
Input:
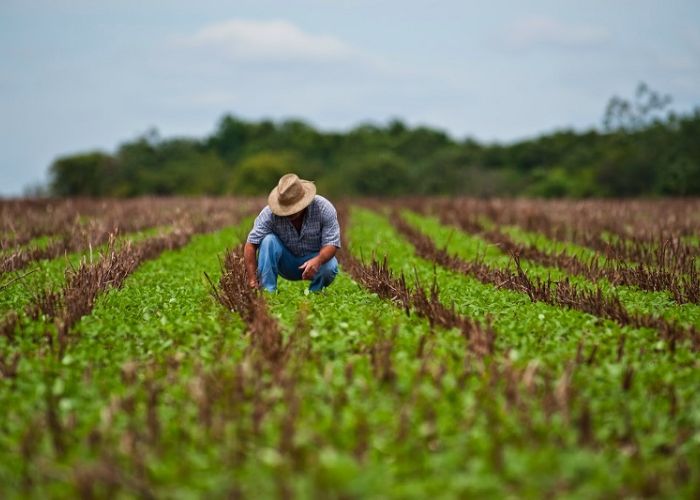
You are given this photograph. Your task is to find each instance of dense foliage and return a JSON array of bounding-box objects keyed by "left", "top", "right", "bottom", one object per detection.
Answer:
[
  {"left": 0, "top": 197, "right": 699, "bottom": 496},
  {"left": 48, "top": 85, "right": 700, "bottom": 198}
]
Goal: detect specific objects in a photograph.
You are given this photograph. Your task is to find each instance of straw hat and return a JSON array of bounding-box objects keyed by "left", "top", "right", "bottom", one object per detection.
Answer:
[{"left": 268, "top": 173, "right": 316, "bottom": 216}]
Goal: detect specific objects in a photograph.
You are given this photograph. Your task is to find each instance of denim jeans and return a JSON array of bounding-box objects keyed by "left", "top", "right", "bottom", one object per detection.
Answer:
[{"left": 257, "top": 234, "right": 338, "bottom": 292}]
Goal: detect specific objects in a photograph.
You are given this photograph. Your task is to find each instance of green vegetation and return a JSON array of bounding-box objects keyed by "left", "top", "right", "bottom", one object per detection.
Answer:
[
  {"left": 48, "top": 84, "right": 700, "bottom": 198},
  {"left": 1, "top": 199, "right": 698, "bottom": 497},
  {"left": 0, "top": 235, "right": 58, "bottom": 256},
  {"left": 1, "top": 222, "right": 250, "bottom": 496},
  {"left": 0, "top": 226, "right": 171, "bottom": 316},
  {"left": 347, "top": 207, "right": 700, "bottom": 493},
  {"left": 401, "top": 210, "right": 700, "bottom": 327}
]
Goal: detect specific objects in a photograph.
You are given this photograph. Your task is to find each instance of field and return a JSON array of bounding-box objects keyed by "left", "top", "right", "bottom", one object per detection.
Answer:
[{"left": 1, "top": 197, "right": 699, "bottom": 498}]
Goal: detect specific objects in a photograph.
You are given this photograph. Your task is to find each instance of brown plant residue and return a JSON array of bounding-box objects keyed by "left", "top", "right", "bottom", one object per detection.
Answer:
[
  {"left": 337, "top": 204, "right": 496, "bottom": 359},
  {"left": 16, "top": 200, "right": 255, "bottom": 358},
  {"left": 389, "top": 210, "right": 699, "bottom": 351},
  {"left": 1, "top": 197, "right": 259, "bottom": 276},
  {"left": 433, "top": 203, "right": 700, "bottom": 305}
]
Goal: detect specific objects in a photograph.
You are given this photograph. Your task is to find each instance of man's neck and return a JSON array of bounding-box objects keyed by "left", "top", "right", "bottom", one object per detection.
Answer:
[{"left": 290, "top": 208, "right": 306, "bottom": 232}]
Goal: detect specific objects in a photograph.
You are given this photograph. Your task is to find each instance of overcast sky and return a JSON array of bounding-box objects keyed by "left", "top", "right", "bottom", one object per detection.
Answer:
[{"left": 1, "top": 0, "right": 699, "bottom": 195}]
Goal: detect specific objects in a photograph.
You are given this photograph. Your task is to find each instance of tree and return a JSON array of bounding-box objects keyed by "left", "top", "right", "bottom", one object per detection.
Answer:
[
  {"left": 49, "top": 151, "right": 112, "bottom": 196},
  {"left": 45, "top": 89, "right": 699, "bottom": 198},
  {"left": 603, "top": 82, "right": 672, "bottom": 133},
  {"left": 208, "top": 115, "right": 250, "bottom": 164},
  {"left": 228, "top": 151, "right": 301, "bottom": 195},
  {"left": 343, "top": 152, "right": 413, "bottom": 196}
]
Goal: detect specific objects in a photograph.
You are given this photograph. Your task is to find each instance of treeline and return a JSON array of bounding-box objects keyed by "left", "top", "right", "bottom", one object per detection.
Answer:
[{"left": 49, "top": 85, "right": 700, "bottom": 197}]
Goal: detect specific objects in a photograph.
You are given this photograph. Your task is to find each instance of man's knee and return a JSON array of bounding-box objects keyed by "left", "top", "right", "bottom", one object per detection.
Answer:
[
  {"left": 259, "top": 234, "right": 283, "bottom": 256},
  {"left": 260, "top": 233, "right": 281, "bottom": 248},
  {"left": 318, "top": 257, "right": 339, "bottom": 283}
]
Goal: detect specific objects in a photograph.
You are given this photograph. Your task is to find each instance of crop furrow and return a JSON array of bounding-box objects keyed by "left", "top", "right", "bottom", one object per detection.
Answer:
[
  {"left": 207, "top": 243, "right": 334, "bottom": 493},
  {"left": 209, "top": 243, "right": 289, "bottom": 370},
  {"left": 413, "top": 197, "right": 700, "bottom": 267},
  {"left": 2, "top": 199, "right": 698, "bottom": 498},
  {"left": 4, "top": 206, "right": 254, "bottom": 356},
  {"left": 389, "top": 210, "right": 699, "bottom": 352},
  {"left": 342, "top": 206, "right": 699, "bottom": 494},
  {"left": 1, "top": 220, "right": 262, "bottom": 497},
  {"left": 29, "top": 231, "right": 191, "bottom": 356},
  {"left": 428, "top": 208, "right": 700, "bottom": 305},
  {"left": 1, "top": 198, "right": 257, "bottom": 276},
  {"left": 0, "top": 226, "right": 173, "bottom": 321},
  {"left": 246, "top": 228, "right": 604, "bottom": 493},
  {"left": 337, "top": 204, "right": 496, "bottom": 357},
  {"left": 398, "top": 209, "right": 699, "bottom": 329}
]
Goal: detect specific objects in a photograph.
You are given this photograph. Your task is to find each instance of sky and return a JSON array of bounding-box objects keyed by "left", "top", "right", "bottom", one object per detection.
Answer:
[{"left": 1, "top": 0, "right": 699, "bottom": 196}]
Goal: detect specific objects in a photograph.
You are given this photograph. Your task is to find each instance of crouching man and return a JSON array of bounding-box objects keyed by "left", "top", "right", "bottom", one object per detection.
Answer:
[{"left": 244, "top": 173, "right": 340, "bottom": 292}]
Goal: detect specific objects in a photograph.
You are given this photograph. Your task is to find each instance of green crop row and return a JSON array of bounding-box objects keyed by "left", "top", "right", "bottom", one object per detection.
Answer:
[
  {"left": 0, "top": 226, "right": 173, "bottom": 317},
  {"left": 0, "top": 205, "right": 698, "bottom": 498},
  {"left": 402, "top": 210, "right": 700, "bottom": 327},
  {"left": 346, "top": 207, "right": 700, "bottom": 495},
  {"left": 0, "top": 235, "right": 60, "bottom": 256},
  {"left": 496, "top": 217, "right": 700, "bottom": 272},
  {"left": 0, "top": 221, "right": 251, "bottom": 497}
]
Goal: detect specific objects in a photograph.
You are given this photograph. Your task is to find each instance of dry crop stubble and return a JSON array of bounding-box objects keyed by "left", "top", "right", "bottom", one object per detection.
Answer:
[
  {"left": 1, "top": 197, "right": 699, "bottom": 497},
  {"left": 413, "top": 197, "right": 700, "bottom": 265},
  {"left": 208, "top": 206, "right": 608, "bottom": 495},
  {"left": 402, "top": 198, "right": 700, "bottom": 304},
  {"left": 387, "top": 208, "right": 699, "bottom": 351},
  {"left": 338, "top": 204, "right": 496, "bottom": 358},
  {"left": 347, "top": 204, "right": 700, "bottom": 495},
  {"left": 0, "top": 197, "right": 255, "bottom": 276}
]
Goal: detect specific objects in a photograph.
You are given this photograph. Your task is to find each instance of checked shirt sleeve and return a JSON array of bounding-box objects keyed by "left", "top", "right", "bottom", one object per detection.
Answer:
[
  {"left": 246, "top": 207, "right": 274, "bottom": 245},
  {"left": 319, "top": 200, "right": 341, "bottom": 248}
]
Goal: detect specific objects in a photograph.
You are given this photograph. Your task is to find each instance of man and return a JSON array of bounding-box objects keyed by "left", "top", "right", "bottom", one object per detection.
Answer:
[{"left": 244, "top": 173, "right": 340, "bottom": 292}]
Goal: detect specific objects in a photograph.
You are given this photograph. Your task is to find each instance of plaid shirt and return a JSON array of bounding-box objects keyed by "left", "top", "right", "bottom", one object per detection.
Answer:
[{"left": 246, "top": 195, "right": 341, "bottom": 256}]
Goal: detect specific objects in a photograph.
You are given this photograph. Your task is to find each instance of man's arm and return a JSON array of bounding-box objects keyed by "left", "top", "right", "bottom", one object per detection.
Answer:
[
  {"left": 244, "top": 242, "right": 259, "bottom": 288},
  {"left": 245, "top": 206, "right": 274, "bottom": 288},
  {"left": 299, "top": 245, "right": 337, "bottom": 280}
]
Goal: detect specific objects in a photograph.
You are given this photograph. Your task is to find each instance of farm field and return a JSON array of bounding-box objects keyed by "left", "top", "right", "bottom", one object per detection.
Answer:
[{"left": 1, "top": 197, "right": 699, "bottom": 498}]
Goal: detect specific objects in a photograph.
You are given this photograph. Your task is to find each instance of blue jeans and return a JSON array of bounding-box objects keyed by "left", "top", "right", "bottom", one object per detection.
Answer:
[{"left": 257, "top": 234, "right": 338, "bottom": 292}]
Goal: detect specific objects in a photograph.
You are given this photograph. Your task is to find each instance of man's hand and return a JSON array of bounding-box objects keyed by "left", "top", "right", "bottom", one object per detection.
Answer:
[
  {"left": 299, "top": 256, "right": 322, "bottom": 280},
  {"left": 300, "top": 246, "right": 337, "bottom": 281},
  {"left": 243, "top": 242, "right": 260, "bottom": 289}
]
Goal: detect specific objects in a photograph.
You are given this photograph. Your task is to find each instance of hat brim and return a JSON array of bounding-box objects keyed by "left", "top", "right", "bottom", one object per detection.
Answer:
[{"left": 268, "top": 180, "right": 316, "bottom": 216}]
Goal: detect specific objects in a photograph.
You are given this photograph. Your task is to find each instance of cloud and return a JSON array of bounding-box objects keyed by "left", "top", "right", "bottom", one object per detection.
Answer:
[
  {"left": 175, "top": 18, "right": 358, "bottom": 63},
  {"left": 502, "top": 16, "right": 610, "bottom": 51}
]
